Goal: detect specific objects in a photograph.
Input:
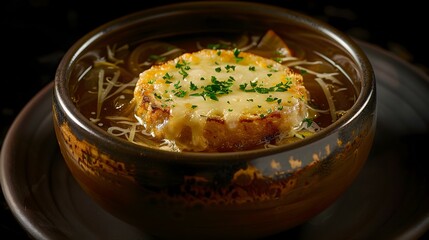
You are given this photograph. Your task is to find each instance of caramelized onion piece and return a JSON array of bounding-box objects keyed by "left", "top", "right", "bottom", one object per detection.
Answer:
[
  {"left": 249, "top": 30, "right": 304, "bottom": 62},
  {"left": 127, "top": 41, "right": 185, "bottom": 75}
]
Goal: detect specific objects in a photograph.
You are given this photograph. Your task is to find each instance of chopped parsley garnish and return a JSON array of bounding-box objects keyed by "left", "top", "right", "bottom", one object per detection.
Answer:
[
  {"left": 173, "top": 89, "right": 187, "bottom": 98},
  {"left": 225, "top": 65, "right": 236, "bottom": 72},
  {"left": 265, "top": 95, "right": 282, "bottom": 104},
  {"left": 163, "top": 72, "right": 173, "bottom": 83},
  {"left": 190, "top": 75, "right": 235, "bottom": 101},
  {"left": 190, "top": 81, "right": 198, "bottom": 91},
  {"left": 239, "top": 80, "right": 291, "bottom": 93},
  {"left": 170, "top": 80, "right": 188, "bottom": 98},
  {"left": 273, "top": 57, "right": 283, "bottom": 63},
  {"left": 303, "top": 118, "right": 313, "bottom": 127},
  {"left": 233, "top": 48, "right": 244, "bottom": 62},
  {"left": 175, "top": 60, "right": 191, "bottom": 79},
  {"left": 267, "top": 65, "right": 279, "bottom": 72},
  {"left": 154, "top": 93, "right": 162, "bottom": 99}
]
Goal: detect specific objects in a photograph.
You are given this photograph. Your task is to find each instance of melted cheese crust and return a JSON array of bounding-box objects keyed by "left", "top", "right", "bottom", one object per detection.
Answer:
[{"left": 133, "top": 49, "right": 308, "bottom": 152}]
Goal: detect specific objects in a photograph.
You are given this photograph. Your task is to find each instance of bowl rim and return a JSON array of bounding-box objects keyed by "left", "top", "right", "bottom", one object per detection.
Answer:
[{"left": 54, "top": 1, "right": 376, "bottom": 160}]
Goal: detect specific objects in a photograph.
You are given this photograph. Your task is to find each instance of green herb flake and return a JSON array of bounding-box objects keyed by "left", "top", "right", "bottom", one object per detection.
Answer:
[
  {"left": 174, "top": 81, "right": 182, "bottom": 89},
  {"left": 174, "top": 89, "right": 187, "bottom": 98},
  {"left": 266, "top": 95, "right": 278, "bottom": 102},
  {"left": 267, "top": 65, "right": 279, "bottom": 72},
  {"left": 225, "top": 65, "right": 236, "bottom": 72},
  {"left": 154, "top": 93, "right": 162, "bottom": 99},
  {"left": 190, "top": 75, "right": 234, "bottom": 101},
  {"left": 273, "top": 57, "right": 283, "bottom": 63},
  {"left": 303, "top": 118, "right": 313, "bottom": 127},
  {"left": 163, "top": 73, "right": 173, "bottom": 83},
  {"left": 175, "top": 60, "right": 190, "bottom": 79},
  {"left": 233, "top": 48, "right": 244, "bottom": 63},
  {"left": 239, "top": 79, "right": 290, "bottom": 94},
  {"left": 190, "top": 81, "right": 198, "bottom": 91}
]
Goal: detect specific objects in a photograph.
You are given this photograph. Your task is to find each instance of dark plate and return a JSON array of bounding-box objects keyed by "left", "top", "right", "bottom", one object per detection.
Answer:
[{"left": 1, "top": 41, "right": 429, "bottom": 240}]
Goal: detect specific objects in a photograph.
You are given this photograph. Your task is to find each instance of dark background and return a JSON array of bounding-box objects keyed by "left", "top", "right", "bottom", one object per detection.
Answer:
[{"left": 1, "top": 0, "right": 428, "bottom": 238}]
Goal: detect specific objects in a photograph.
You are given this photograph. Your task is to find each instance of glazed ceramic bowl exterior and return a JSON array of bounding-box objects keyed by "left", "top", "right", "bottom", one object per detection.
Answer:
[{"left": 52, "top": 2, "right": 376, "bottom": 239}]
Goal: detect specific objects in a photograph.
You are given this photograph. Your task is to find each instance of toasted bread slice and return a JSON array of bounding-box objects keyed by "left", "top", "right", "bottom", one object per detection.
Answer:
[{"left": 133, "top": 49, "right": 308, "bottom": 152}]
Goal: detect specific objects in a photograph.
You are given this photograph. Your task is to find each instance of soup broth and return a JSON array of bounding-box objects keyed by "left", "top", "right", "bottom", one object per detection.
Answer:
[{"left": 71, "top": 30, "right": 357, "bottom": 152}]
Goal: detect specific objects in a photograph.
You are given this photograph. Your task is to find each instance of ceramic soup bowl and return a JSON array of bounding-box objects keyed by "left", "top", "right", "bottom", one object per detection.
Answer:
[{"left": 52, "top": 1, "right": 376, "bottom": 239}]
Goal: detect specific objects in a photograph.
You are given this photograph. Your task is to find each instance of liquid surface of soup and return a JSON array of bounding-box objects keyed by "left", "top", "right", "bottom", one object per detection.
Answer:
[{"left": 71, "top": 30, "right": 357, "bottom": 152}]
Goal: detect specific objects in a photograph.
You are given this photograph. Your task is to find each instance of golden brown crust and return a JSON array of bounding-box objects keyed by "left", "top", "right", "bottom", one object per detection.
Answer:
[
  {"left": 134, "top": 104, "right": 297, "bottom": 152},
  {"left": 203, "top": 113, "right": 282, "bottom": 152}
]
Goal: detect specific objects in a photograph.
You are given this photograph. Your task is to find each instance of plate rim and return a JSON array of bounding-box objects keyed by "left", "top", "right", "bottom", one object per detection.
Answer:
[{"left": 1, "top": 41, "right": 429, "bottom": 239}]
